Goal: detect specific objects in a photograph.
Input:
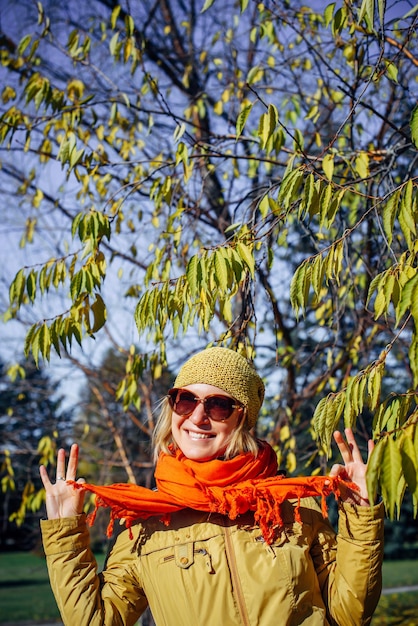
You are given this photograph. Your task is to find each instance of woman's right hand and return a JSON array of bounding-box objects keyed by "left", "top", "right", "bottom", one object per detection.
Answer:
[{"left": 39, "top": 443, "right": 86, "bottom": 519}]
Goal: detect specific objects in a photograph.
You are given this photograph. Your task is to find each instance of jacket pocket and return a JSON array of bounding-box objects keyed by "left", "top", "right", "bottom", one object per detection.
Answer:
[{"left": 159, "top": 542, "right": 215, "bottom": 573}]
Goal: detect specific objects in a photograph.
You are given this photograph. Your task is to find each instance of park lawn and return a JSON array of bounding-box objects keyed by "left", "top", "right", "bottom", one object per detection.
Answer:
[
  {"left": 0, "top": 552, "right": 417, "bottom": 624},
  {"left": 0, "top": 551, "right": 61, "bottom": 623},
  {"left": 0, "top": 551, "right": 105, "bottom": 624},
  {"left": 372, "top": 561, "right": 418, "bottom": 626},
  {"left": 373, "top": 591, "right": 418, "bottom": 626}
]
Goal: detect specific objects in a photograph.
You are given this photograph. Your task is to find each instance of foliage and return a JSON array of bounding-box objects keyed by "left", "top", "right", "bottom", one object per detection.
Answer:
[
  {"left": 0, "top": 0, "right": 417, "bottom": 521},
  {"left": 74, "top": 348, "right": 172, "bottom": 483}
]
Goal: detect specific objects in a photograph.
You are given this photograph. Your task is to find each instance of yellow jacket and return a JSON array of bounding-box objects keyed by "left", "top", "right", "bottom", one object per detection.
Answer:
[{"left": 41, "top": 498, "right": 384, "bottom": 626}]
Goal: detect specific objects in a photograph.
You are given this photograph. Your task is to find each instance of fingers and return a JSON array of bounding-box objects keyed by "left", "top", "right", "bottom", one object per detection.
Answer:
[
  {"left": 56, "top": 447, "right": 67, "bottom": 481},
  {"left": 55, "top": 444, "right": 79, "bottom": 482},
  {"left": 329, "top": 463, "right": 346, "bottom": 478},
  {"left": 39, "top": 464, "right": 51, "bottom": 488},
  {"left": 40, "top": 444, "right": 80, "bottom": 488},
  {"left": 333, "top": 428, "right": 365, "bottom": 464},
  {"left": 66, "top": 444, "right": 79, "bottom": 481}
]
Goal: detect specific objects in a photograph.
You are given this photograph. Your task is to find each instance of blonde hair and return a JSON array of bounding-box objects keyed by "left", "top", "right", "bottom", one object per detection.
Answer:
[{"left": 152, "top": 396, "right": 260, "bottom": 464}]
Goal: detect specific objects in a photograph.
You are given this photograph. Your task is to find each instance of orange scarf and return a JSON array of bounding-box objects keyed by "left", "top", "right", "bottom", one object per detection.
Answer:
[{"left": 73, "top": 442, "right": 352, "bottom": 544}]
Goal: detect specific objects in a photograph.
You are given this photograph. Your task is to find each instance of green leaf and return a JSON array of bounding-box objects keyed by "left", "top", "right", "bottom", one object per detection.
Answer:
[
  {"left": 201, "top": 0, "right": 216, "bottom": 12},
  {"left": 322, "top": 154, "right": 334, "bottom": 181},
  {"left": 324, "top": 3, "right": 336, "bottom": 27},
  {"left": 39, "top": 322, "right": 51, "bottom": 362},
  {"left": 258, "top": 194, "right": 270, "bottom": 219},
  {"left": 313, "top": 392, "right": 345, "bottom": 451},
  {"left": 409, "top": 331, "right": 418, "bottom": 388},
  {"left": 382, "top": 189, "right": 401, "bottom": 245},
  {"left": 301, "top": 173, "right": 315, "bottom": 219},
  {"left": 290, "top": 261, "right": 310, "bottom": 316},
  {"left": 26, "top": 270, "right": 37, "bottom": 303},
  {"left": 236, "top": 103, "right": 253, "bottom": 139},
  {"left": 124, "top": 14, "right": 135, "bottom": 37},
  {"left": 381, "top": 436, "right": 403, "bottom": 519},
  {"left": 236, "top": 242, "right": 255, "bottom": 277},
  {"left": 400, "top": 426, "right": 418, "bottom": 496},
  {"left": 367, "top": 361, "right": 384, "bottom": 410},
  {"left": 398, "top": 181, "right": 416, "bottom": 250},
  {"left": 24, "top": 323, "right": 38, "bottom": 359},
  {"left": 410, "top": 104, "right": 418, "bottom": 148},
  {"left": 378, "top": 0, "right": 386, "bottom": 25},
  {"left": 358, "top": 0, "right": 374, "bottom": 25},
  {"left": 384, "top": 59, "right": 398, "bottom": 84},
  {"left": 110, "top": 5, "right": 121, "bottom": 29},
  {"left": 278, "top": 168, "right": 304, "bottom": 209},
  {"left": 9, "top": 268, "right": 26, "bottom": 306},
  {"left": 186, "top": 255, "right": 201, "bottom": 296},
  {"left": 91, "top": 294, "right": 107, "bottom": 333},
  {"left": 50, "top": 318, "right": 62, "bottom": 356},
  {"left": 366, "top": 437, "right": 386, "bottom": 504},
  {"left": 214, "top": 249, "right": 229, "bottom": 292},
  {"left": 311, "top": 254, "right": 324, "bottom": 298},
  {"left": 395, "top": 269, "right": 418, "bottom": 325},
  {"left": 246, "top": 65, "right": 264, "bottom": 85},
  {"left": 354, "top": 151, "right": 370, "bottom": 179},
  {"left": 319, "top": 183, "right": 333, "bottom": 229},
  {"left": 17, "top": 34, "right": 32, "bottom": 55}
]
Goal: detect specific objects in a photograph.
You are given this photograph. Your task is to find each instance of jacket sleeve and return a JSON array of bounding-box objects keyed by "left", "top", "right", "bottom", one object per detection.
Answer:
[
  {"left": 310, "top": 501, "right": 384, "bottom": 626},
  {"left": 41, "top": 515, "right": 148, "bottom": 626}
]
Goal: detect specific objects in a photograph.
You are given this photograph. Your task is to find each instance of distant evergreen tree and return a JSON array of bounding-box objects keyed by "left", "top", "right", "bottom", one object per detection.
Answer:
[{"left": 0, "top": 358, "right": 73, "bottom": 550}]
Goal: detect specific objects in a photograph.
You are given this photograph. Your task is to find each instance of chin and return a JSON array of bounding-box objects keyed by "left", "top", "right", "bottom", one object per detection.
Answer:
[{"left": 184, "top": 449, "right": 218, "bottom": 462}]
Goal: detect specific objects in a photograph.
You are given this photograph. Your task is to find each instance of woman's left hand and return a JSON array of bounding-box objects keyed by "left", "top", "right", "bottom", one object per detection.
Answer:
[{"left": 329, "top": 427, "right": 374, "bottom": 506}]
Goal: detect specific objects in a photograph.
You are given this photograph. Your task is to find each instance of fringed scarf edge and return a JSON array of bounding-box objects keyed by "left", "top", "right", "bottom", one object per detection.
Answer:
[{"left": 70, "top": 474, "right": 354, "bottom": 544}]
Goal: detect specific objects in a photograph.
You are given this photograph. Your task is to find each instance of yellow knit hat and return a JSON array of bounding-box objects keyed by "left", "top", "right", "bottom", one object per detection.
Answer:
[{"left": 174, "top": 347, "right": 264, "bottom": 428}]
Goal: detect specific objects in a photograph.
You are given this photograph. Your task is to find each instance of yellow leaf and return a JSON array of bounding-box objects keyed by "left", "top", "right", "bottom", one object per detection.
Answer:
[
  {"left": 280, "top": 424, "right": 290, "bottom": 442},
  {"left": 322, "top": 154, "right": 334, "bottom": 181},
  {"left": 354, "top": 151, "right": 370, "bottom": 179}
]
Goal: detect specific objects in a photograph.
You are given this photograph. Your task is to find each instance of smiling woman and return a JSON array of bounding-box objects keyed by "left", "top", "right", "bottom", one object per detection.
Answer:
[
  {"left": 153, "top": 347, "right": 264, "bottom": 463},
  {"left": 169, "top": 384, "right": 244, "bottom": 461},
  {"left": 39, "top": 347, "right": 384, "bottom": 626}
]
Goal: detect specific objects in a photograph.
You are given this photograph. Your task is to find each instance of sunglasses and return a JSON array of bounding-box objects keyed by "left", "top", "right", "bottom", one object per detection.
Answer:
[{"left": 167, "top": 388, "right": 243, "bottom": 421}]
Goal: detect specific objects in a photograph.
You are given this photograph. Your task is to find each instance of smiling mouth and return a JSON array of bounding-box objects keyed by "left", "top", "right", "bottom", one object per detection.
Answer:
[{"left": 186, "top": 431, "right": 214, "bottom": 440}]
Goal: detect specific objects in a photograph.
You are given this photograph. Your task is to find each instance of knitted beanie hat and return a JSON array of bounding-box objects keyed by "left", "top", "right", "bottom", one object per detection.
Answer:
[{"left": 174, "top": 347, "right": 265, "bottom": 428}]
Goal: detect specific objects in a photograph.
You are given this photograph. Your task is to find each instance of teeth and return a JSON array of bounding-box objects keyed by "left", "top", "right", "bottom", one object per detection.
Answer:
[{"left": 188, "top": 431, "right": 212, "bottom": 440}]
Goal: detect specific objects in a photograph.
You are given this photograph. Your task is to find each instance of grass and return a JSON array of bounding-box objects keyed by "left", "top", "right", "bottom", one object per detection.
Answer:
[
  {"left": 0, "top": 552, "right": 417, "bottom": 624},
  {"left": 372, "top": 560, "right": 418, "bottom": 626},
  {"left": 0, "top": 552, "right": 61, "bottom": 624},
  {"left": 379, "top": 559, "right": 418, "bottom": 589},
  {"left": 0, "top": 551, "right": 105, "bottom": 624}
]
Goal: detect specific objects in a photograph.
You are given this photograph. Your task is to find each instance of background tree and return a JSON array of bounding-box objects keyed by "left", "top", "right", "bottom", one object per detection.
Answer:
[
  {"left": 73, "top": 346, "right": 172, "bottom": 487},
  {"left": 0, "top": 358, "right": 72, "bottom": 549},
  {"left": 0, "top": 0, "right": 417, "bottom": 524}
]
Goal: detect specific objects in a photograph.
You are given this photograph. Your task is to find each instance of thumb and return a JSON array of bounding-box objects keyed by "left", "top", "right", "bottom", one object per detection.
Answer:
[{"left": 329, "top": 463, "right": 343, "bottom": 477}]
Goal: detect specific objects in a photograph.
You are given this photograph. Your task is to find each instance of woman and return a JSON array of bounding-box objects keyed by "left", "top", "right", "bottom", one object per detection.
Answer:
[{"left": 40, "top": 347, "right": 384, "bottom": 626}]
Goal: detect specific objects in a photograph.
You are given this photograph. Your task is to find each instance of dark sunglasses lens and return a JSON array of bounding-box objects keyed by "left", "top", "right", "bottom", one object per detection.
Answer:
[
  {"left": 205, "top": 396, "right": 235, "bottom": 420},
  {"left": 171, "top": 390, "right": 198, "bottom": 415},
  {"left": 168, "top": 389, "right": 239, "bottom": 420}
]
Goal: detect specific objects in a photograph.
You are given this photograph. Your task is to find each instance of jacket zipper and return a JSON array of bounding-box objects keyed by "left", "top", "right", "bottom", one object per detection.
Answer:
[{"left": 224, "top": 524, "right": 251, "bottom": 626}]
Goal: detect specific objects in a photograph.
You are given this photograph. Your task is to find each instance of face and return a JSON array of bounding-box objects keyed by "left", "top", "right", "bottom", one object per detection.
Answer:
[{"left": 170, "top": 383, "right": 243, "bottom": 461}]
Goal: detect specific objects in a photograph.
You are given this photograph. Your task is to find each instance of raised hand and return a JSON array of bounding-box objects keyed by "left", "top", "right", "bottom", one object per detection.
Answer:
[
  {"left": 329, "top": 428, "right": 374, "bottom": 506},
  {"left": 39, "top": 443, "right": 86, "bottom": 519}
]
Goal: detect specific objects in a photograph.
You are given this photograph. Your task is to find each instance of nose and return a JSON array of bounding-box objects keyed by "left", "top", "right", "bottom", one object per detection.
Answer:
[{"left": 188, "top": 400, "right": 210, "bottom": 424}]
